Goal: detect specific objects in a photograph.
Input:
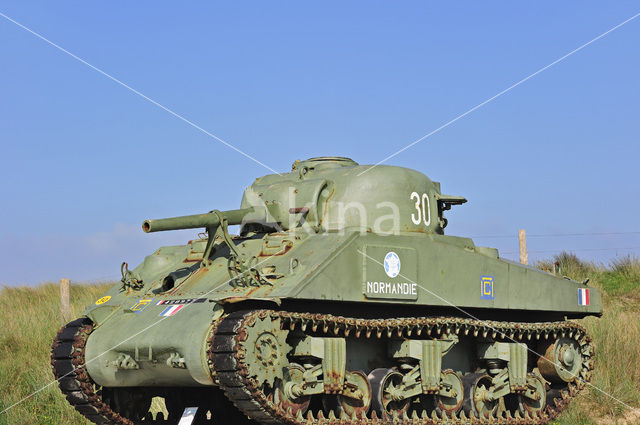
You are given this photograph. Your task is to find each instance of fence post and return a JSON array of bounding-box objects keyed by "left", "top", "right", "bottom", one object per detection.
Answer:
[
  {"left": 60, "top": 278, "right": 70, "bottom": 323},
  {"left": 518, "top": 229, "right": 528, "bottom": 265}
]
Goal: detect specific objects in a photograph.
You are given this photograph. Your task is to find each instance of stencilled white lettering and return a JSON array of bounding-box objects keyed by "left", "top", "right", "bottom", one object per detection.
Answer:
[{"left": 365, "top": 281, "right": 417, "bottom": 298}]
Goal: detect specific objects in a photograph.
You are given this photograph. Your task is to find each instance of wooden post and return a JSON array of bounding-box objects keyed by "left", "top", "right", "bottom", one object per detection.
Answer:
[
  {"left": 60, "top": 278, "right": 70, "bottom": 323},
  {"left": 518, "top": 229, "right": 528, "bottom": 265}
]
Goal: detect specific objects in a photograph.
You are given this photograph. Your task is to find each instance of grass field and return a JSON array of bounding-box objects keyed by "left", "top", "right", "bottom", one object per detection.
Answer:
[
  {"left": 0, "top": 254, "right": 638, "bottom": 425},
  {"left": 0, "top": 282, "right": 110, "bottom": 425},
  {"left": 540, "top": 254, "right": 640, "bottom": 425}
]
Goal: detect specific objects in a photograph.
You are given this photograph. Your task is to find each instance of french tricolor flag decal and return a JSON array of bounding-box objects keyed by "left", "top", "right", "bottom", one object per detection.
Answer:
[
  {"left": 578, "top": 288, "right": 590, "bottom": 306},
  {"left": 159, "top": 305, "right": 184, "bottom": 317}
]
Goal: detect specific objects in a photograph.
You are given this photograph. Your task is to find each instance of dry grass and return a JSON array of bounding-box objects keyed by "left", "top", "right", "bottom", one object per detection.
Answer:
[
  {"left": 539, "top": 254, "right": 640, "bottom": 425},
  {"left": 0, "top": 283, "right": 111, "bottom": 425}
]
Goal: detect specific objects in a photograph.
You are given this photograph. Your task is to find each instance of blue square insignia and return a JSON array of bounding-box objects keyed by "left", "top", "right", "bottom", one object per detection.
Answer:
[{"left": 480, "top": 276, "right": 494, "bottom": 300}]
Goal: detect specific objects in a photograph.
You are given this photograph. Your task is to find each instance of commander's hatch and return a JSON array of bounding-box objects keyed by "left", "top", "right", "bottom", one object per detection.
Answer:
[{"left": 435, "top": 193, "right": 467, "bottom": 231}]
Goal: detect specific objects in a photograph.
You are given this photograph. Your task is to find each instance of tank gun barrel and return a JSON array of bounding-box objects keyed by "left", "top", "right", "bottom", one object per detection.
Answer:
[{"left": 142, "top": 207, "right": 257, "bottom": 233}]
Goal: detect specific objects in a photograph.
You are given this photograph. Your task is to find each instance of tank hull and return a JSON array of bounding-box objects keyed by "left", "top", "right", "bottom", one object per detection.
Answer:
[{"left": 80, "top": 229, "right": 600, "bottom": 389}]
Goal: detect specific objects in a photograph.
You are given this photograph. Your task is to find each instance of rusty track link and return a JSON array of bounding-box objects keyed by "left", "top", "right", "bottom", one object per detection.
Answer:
[
  {"left": 209, "top": 310, "right": 594, "bottom": 425},
  {"left": 51, "top": 318, "right": 132, "bottom": 425}
]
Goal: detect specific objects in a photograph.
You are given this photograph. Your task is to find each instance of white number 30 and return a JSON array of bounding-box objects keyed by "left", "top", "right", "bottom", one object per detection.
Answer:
[{"left": 410, "top": 192, "right": 431, "bottom": 226}]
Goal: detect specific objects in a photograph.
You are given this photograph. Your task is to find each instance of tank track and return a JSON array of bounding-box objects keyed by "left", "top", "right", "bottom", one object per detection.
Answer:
[
  {"left": 50, "top": 318, "right": 195, "bottom": 425},
  {"left": 209, "top": 309, "right": 594, "bottom": 425}
]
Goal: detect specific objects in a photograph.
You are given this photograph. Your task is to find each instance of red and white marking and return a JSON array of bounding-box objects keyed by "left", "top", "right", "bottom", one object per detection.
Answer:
[
  {"left": 578, "top": 288, "right": 590, "bottom": 306},
  {"left": 159, "top": 305, "right": 184, "bottom": 317}
]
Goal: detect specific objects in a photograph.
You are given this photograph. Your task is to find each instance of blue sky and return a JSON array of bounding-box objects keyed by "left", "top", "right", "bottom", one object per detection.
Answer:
[{"left": 1, "top": 2, "right": 638, "bottom": 285}]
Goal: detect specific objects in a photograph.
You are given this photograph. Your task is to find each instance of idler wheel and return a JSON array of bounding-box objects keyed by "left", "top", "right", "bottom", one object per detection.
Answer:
[
  {"left": 275, "top": 363, "right": 311, "bottom": 416},
  {"left": 368, "top": 368, "right": 410, "bottom": 418},
  {"left": 519, "top": 373, "right": 547, "bottom": 416},
  {"left": 436, "top": 370, "right": 464, "bottom": 415},
  {"left": 537, "top": 337, "right": 583, "bottom": 383},
  {"left": 462, "top": 373, "right": 498, "bottom": 418}
]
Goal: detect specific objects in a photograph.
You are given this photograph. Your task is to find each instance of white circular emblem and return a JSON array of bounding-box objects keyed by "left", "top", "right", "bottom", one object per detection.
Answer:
[{"left": 384, "top": 252, "right": 401, "bottom": 278}]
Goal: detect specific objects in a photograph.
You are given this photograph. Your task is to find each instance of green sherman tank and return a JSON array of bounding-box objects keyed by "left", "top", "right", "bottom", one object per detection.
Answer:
[{"left": 52, "top": 157, "right": 601, "bottom": 425}]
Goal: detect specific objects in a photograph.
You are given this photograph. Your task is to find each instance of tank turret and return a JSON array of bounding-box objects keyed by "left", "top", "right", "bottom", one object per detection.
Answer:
[{"left": 143, "top": 157, "right": 468, "bottom": 236}]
